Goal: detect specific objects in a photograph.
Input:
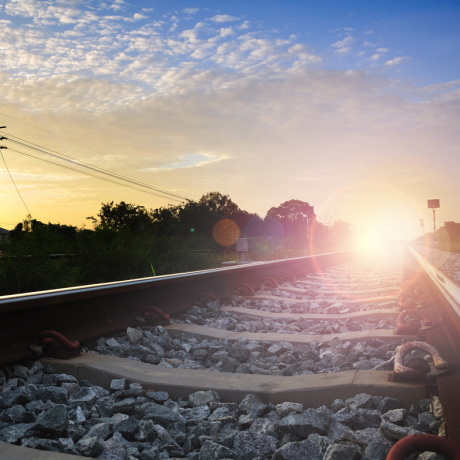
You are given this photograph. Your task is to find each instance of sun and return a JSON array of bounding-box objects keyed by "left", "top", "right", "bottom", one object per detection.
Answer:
[{"left": 354, "top": 230, "right": 387, "bottom": 254}]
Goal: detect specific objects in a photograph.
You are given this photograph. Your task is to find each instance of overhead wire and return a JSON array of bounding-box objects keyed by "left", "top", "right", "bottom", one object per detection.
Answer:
[
  {"left": 4, "top": 134, "right": 193, "bottom": 202},
  {"left": 0, "top": 150, "right": 32, "bottom": 215},
  {"left": 6, "top": 147, "right": 185, "bottom": 203},
  {"left": 0, "top": 113, "right": 206, "bottom": 195}
]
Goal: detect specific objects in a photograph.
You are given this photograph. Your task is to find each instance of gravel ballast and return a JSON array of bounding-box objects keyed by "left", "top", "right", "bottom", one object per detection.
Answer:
[
  {"left": 85, "top": 324, "right": 415, "bottom": 375},
  {"left": 412, "top": 245, "right": 460, "bottom": 286},
  {"left": 80, "top": 255, "right": 430, "bottom": 377},
  {"left": 0, "top": 361, "right": 446, "bottom": 460}
]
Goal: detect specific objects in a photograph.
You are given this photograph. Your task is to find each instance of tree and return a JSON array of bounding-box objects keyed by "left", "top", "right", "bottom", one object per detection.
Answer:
[
  {"left": 267, "top": 199, "right": 316, "bottom": 224},
  {"left": 151, "top": 192, "right": 246, "bottom": 238},
  {"left": 266, "top": 199, "right": 316, "bottom": 242},
  {"left": 97, "top": 201, "right": 154, "bottom": 234},
  {"left": 151, "top": 204, "right": 182, "bottom": 236},
  {"left": 328, "top": 220, "right": 354, "bottom": 248},
  {"left": 198, "top": 192, "right": 239, "bottom": 217}
]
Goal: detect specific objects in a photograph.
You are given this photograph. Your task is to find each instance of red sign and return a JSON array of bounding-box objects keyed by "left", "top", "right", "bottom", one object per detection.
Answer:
[{"left": 428, "top": 199, "right": 440, "bottom": 209}]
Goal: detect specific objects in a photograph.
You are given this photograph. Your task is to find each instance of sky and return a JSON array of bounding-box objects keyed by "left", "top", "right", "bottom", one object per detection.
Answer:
[{"left": 0, "top": 0, "right": 459, "bottom": 241}]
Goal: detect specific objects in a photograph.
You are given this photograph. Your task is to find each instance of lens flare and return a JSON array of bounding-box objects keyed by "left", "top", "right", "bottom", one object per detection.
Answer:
[{"left": 213, "top": 219, "right": 240, "bottom": 246}]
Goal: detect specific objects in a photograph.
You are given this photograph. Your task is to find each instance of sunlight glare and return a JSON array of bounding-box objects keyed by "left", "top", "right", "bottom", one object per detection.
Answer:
[{"left": 354, "top": 230, "right": 387, "bottom": 254}]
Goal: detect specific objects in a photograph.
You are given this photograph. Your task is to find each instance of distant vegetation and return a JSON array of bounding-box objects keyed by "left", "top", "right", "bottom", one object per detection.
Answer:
[
  {"left": 412, "top": 221, "right": 460, "bottom": 253},
  {"left": 0, "top": 192, "right": 354, "bottom": 295}
]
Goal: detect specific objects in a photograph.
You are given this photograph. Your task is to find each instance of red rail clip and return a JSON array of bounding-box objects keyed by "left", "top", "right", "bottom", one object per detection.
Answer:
[
  {"left": 387, "top": 434, "right": 460, "bottom": 460},
  {"left": 294, "top": 269, "right": 307, "bottom": 278},
  {"left": 399, "top": 292, "right": 426, "bottom": 311},
  {"left": 194, "top": 292, "right": 220, "bottom": 307},
  {"left": 38, "top": 331, "right": 80, "bottom": 349},
  {"left": 141, "top": 306, "right": 171, "bottom": 326},
  {"left": 396, "top": 309, "right": 434, "bottom": 335},
  {"left": 281, "top": 272, "right": 295, "bottom": 282},
  {"left": 234, "top": 283, "right": 255, "bottom": 296},
  {"left": 37, "top": 331, "right": 80, "bottom": 359},
  {"left": 260, "top": 277, "right": 277, "bottom": 289},
  {"left": 394, "top": 341, "right": 448, "bottom": 381}
]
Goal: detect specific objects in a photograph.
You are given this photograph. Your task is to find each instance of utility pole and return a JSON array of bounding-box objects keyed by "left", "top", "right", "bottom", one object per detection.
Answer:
[
  {"left": 428, "top": 199, "right": 440, "bottom": 243},
  {"left": 0, "top": 126, "right": 7, "bottom": 151}
]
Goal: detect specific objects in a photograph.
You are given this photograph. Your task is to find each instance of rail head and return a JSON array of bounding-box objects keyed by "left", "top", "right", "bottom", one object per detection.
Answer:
[
  {"left": 406, "top": 244, "right": 460, "bottom": 320},
  {"left": 0, "top": 249, "right": 357, "bottom": 313}
]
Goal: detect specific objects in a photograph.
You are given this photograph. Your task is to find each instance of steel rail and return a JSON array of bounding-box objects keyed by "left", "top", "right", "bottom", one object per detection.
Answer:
[
  {"left": 404, "top": 245, "right": 460, "bottom": 445},
  {"left": 0, "top": 250, "right": 356, "bottom": 367}
]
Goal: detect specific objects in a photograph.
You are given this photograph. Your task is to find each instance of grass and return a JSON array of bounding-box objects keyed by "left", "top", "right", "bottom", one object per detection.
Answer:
[{"left": 0, "top": 230, "right": 340, "bottom": 296}]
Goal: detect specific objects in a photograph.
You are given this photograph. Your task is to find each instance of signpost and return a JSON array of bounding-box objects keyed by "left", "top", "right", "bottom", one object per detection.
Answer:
[
  {"left": 419, "top": 218, "right": 425, "bottom": 235},
  {"left": 428, "top": 199, "right": 440, "bottom": 242}
]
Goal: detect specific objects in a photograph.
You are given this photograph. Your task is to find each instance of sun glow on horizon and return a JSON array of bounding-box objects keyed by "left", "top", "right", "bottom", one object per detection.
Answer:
[{"left": 354, "top": 230, "right": 388, "bottom": 254}]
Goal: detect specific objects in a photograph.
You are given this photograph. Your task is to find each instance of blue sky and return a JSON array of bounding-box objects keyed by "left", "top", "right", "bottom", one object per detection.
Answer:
[
  {"left": 0, "top": 0, "right": 460, "bottom": 240},
  {"left": 2, "top": 0, "right": 459, "bottom": 88}
]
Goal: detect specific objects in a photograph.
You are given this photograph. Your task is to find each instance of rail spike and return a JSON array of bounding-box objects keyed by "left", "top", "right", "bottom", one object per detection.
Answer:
[{"left": 394, "top": 341, "right": 448, "bottom": 381}]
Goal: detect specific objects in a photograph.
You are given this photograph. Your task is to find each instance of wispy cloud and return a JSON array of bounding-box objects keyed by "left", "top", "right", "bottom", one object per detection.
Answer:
[
  {"left": 208, "top": 14, "right": 240, "bottom": 23},
  {"left": 385, "top": 56, "right": 405, "bottom": 66},
  {"left": 0, "top": 1, "right": 322, "bottom": 103},
  {"left": 1, "top": 1, "right": 459, "bottom": 236},
  {"left": 182, "top": 8, "right": 199, "bottom": 14},
  {"left": 332, "top": 36, "right": 354, "bottom": 55}
]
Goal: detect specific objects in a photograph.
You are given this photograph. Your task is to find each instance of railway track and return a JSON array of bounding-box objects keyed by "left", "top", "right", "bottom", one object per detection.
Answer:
[{"left": 1, "top": 244, "right": 460, "bottom": 459}]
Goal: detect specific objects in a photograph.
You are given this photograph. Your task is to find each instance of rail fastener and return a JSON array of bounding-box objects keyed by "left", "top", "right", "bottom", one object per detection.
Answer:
[
  {"left": 395, "top": 309, "right": 435, "bottom": 335},
  {"left": 392, "top": 341, "right": 449, "bottom": 382},
  {"left": 36, "top": 330, "right": 81, "bottom": 360},
  {"left": 233, "top": 283, "right": 256, "bottom": 296},
  {"left": 387, "top": 434, "right": 460, "bottom": 460}
]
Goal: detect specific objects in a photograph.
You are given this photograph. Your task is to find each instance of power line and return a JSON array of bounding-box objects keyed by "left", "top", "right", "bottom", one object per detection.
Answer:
[
  {"left": 0, "top": 112, "right": 206, "bottom": 196},
  {"left": 4, "top": 134, "right": 193, "bottom": 202},
  {"left": 6, "top": 147, "right": 187, "bottom": 203},
  {"left": 5, "top": 135, "right": 192, "bottom": 202},
  {"left": 0, "top": 150, "right": 32, "bottom": 216}
]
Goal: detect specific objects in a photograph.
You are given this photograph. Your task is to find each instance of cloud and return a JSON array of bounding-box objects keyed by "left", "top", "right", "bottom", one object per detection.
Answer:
[
  {"left": 182, "top": 8, "right": 199, "bottom": 14},
  {"left": 3, "top": 67, "right": 460, "bottom": 233},
  {"left": 0, "top": 1, "right": 322, "bottom": 91},
  {"left": 220, "top": 27, "right": 234, "bottom": 38},
  {"left": 208, "top": 14, "right": 240, "bottom": 23},
  {"left": 124, "top": 13, "right": 147, "bottom": 22},
  {"left": 152, "top": 153, "right": 228, "bottom": 171},
  {"left": 109, "top": 0, "right": 126, "bottom": 12},
  {"left": 385, "top": 57, "right": 405, "bottom": 66},
  {"left": 332, "top": 36, "right": 354, "bottom": 54},
  {"left": 1, "top": 1, "right": 459, "bottom": 237}
]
